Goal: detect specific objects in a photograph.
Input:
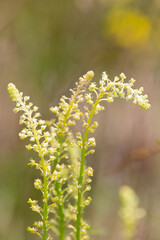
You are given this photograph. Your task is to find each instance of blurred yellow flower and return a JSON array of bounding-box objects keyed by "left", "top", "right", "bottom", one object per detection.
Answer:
[{"left": 106, "top": 8, "right": 151, "bottom": 48}]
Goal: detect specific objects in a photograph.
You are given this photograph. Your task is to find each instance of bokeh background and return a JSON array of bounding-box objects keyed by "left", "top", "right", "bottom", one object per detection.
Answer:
[{"left": 1, "top": 0, "right": 160, "bottom": 239}]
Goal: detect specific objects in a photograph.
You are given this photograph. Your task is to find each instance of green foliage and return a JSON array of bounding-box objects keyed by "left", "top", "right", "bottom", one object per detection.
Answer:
[{"left": 8, "top": 71, "right": 150, "bottom": 240}]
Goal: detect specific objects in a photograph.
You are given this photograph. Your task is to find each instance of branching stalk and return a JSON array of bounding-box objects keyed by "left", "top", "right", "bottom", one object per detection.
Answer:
[{"left": 76, "top": 93, "right": 103, "bottom": 240}]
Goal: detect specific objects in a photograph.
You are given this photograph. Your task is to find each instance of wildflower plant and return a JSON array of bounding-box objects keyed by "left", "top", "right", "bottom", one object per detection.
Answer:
[
  {"left": 8, "top": 71, "right": 150, "bottom": 240},
  {"left": 119, "top": 186, "right": 146, "bottom": 240}
]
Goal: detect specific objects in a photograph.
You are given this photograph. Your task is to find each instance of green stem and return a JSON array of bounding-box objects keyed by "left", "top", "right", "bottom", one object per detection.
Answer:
[
  {"left": 35, "top": 141, "right": 48, "bottom": 240},
  {"left": 56, "top": 181, "right": 65, "bottom": 240},
  {"left": 42, "top": 168, "right": 48, "bottom": 240},
  {"left": 52, "top": 136, "right": 65, "bottom": 240},
  {"left": 76, "top": 145, "right": 86, "bottom": 240},
  {"left": 76, "top": 94, "right": 103, "bottom": 240},
  {"left": 59, "top": 202, "right": 65, "bottom": 240},
  {"left": 28, "top": 111, "right": 48, "bottom": 240}
]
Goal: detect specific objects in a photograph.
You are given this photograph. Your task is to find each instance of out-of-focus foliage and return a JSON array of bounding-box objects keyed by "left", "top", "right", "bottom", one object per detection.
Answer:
[{"left": 119, "top": 186, "right": 146, "bottom": 239}]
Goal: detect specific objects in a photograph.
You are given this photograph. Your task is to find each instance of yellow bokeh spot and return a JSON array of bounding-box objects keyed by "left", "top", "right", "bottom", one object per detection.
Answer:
[{"left": 106, "top": 8, "right": 151, "bottom": 48}]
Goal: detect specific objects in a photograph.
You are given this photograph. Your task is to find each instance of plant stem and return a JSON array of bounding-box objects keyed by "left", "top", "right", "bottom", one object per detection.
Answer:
[
  {"left": 28, "top": 111, "right": 48, "bottom": 240},
  {"left": 76, "top": 94, "right": 102, "bottom": 240},
  {"left": 59, "top": 202, "right": 65, "bottom": 240},
  {"left": 76, "top": 144, "right": 86, "bottom": 240},
  {"left": 52, "top": 136, "right": 65, "bottom": 240},
  {"left": 36, "top": 143, "right": 48, "bottom": 240},
  {"left": 42, "top": 166, "right": 48, "bottom": 240},
  {"left": 56, "top": 181, "right": 65, "bottom": 240}
]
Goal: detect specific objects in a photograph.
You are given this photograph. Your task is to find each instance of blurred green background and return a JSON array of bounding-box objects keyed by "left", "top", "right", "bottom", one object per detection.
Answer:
[{"left": 1, "top": 0, "right": 160, "bottom": 239}]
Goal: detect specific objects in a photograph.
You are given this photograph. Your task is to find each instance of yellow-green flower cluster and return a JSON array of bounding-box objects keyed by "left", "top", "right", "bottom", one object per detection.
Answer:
[
  {"left": 50, "top": 71, "right": 94, "bottom": 136},
  {"left": 87, "top": 72, "right": 150, "bottom": 110},
  {"left": 8, "top": 83, "right": 55, "bottom": 158}
]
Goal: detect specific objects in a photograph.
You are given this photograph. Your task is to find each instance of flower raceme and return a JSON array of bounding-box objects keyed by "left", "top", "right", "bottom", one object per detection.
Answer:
[{"left": 8, "top": 71, "right": 150, "bottom": 240}]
